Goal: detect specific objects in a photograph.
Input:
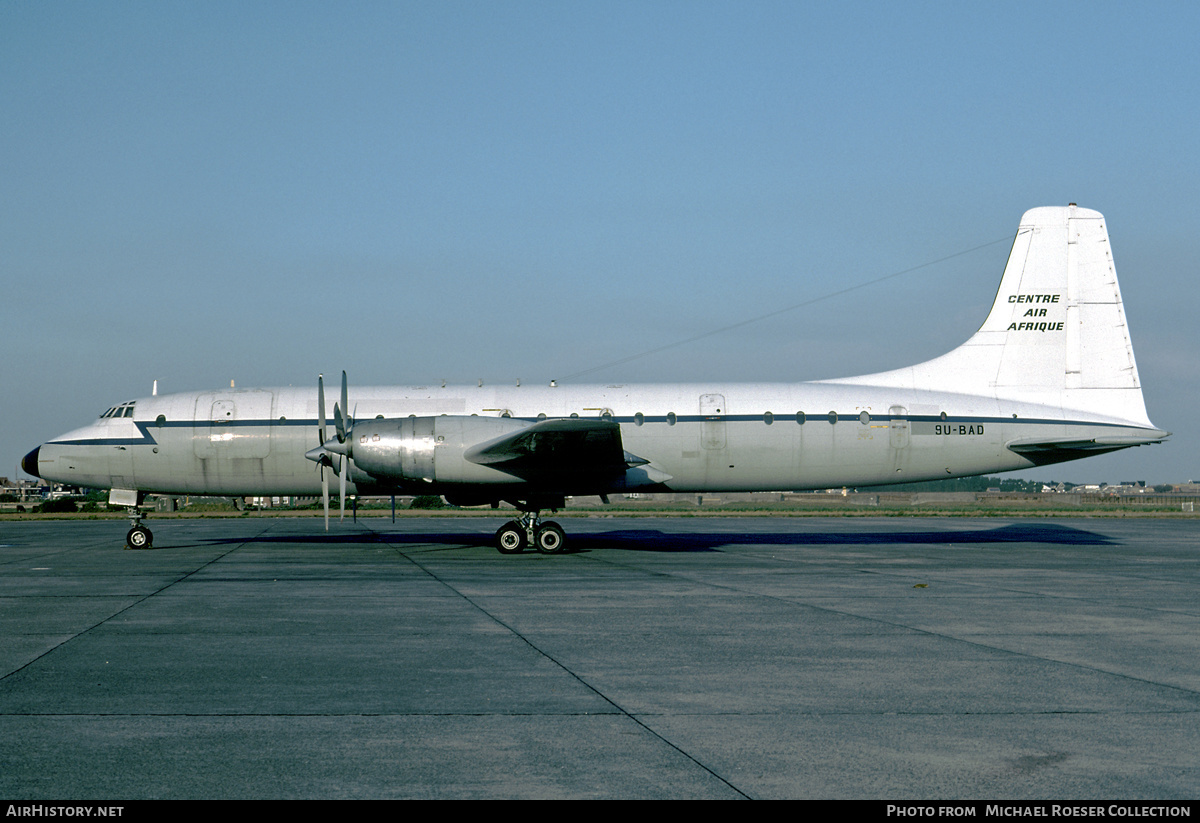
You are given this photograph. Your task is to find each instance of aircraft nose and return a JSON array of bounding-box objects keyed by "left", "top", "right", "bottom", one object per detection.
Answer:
[{"left": 21, "top": 446, "right": 41, "bottom": 478}]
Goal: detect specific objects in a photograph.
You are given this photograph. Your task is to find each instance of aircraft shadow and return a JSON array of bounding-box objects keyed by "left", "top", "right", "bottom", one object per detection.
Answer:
[
  {"left": 543, "top": 522, "right": 1115, "bottom": 552},
  {"left": 188, "top": 521, "right": 1114, "bottom": 553}
]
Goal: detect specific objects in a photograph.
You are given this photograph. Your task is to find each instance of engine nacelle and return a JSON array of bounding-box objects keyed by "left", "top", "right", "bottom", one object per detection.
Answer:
[{"left": 347, "top": 415, "right": 533, "bottom": 485}]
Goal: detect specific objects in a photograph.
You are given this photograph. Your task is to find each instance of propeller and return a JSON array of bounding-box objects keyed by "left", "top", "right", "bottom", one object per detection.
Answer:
[{"left": 305, "top": 371, "right": 355, "bottom": 528}]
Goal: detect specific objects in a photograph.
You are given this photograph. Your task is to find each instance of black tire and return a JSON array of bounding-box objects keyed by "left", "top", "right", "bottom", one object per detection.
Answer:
[
  {"left": 535, "top": 521, "right": 566, "bottom": 554},
  {"left": 126, "top": 526, "right": 153, "bottom": 550},
  {"left": 495, "top": 521, "right": 525, "bottom": 554}
]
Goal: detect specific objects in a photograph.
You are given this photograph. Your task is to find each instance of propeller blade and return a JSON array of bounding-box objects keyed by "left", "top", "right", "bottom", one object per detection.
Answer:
[
  {"left": 322, "top": 463, "right": 329, "bottom": 531},
  {"left": 339, "top": 453, "right": 347, "bottom": 521},
  {"left": 341, "top": 370, "right": 349, "bottom": 429},
  {"left": 334, "top": 402, "right": 345, "bottom": 443},
  {"left": 316, "top": 373, "right": 330, "bottom": 530},
  {"left": 318, "top": 373, "right": 327, "bottom": 447}
]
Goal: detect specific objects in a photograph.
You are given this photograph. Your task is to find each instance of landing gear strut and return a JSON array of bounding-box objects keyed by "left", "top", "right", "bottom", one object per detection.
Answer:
[
  {"left": 494, "top": 509, "right": 567, "bottom": 555},
  {"left": 124, "top": 506, "right": 153, "bottom": 550}
]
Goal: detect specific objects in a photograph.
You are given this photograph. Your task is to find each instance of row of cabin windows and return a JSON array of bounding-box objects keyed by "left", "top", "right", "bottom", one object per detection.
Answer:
[
  {"left": 421, "top": 409, "right": 906, "bottom": 424},
  {"left": 339, "top": 410, "right": 878, "bottom": 426},
  {"left": 144, "top": 409, "right": 900, "bottom": 426},
  {"left": 510, "top": 410, "right": 878, "bottom": 426},
  {"left": 627, "top": 411, "right": 872, "bottom": 426},
  {"left": 483, "top": 409, "right": 869, "bottom": 425}
]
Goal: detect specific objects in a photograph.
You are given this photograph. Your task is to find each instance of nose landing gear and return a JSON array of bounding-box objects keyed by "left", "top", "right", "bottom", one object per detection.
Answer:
[{"left": 124, "top": 506, "right": 153, "bottom": 550}]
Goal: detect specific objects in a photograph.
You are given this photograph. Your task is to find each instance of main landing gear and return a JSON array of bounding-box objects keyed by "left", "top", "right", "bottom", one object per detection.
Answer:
[
  {"left": 124, "top": 506, "right": 153, "bottom": 550},
  {"left": 494, "top": 510, "right": 567, "bottom": 555}
]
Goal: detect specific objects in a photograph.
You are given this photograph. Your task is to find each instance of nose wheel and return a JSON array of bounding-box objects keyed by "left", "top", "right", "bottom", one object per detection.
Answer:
[
  {"left": 123, "top": 504, "right": 153, "bottom": 550},
  {"left": 493, "top": 511, "right": 567, "bottom": 554},
  {"left": 126, "top": 525, "right": 153, "bottom": 550}
]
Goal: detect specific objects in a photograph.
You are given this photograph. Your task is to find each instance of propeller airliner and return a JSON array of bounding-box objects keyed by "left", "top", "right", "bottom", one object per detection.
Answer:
[{"left": 23, "top": 206, "right": 1167, "bottom": 553}]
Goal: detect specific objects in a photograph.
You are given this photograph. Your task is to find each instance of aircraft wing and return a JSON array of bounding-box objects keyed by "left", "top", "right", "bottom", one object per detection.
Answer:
[{"left": 464, "top": 418, "right": 637, "bottom": 483}]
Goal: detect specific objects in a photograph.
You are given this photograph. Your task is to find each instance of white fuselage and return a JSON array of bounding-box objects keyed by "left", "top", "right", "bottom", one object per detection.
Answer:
[{"left": 31, "top": 379, "right": 1155, "bottom": 498}]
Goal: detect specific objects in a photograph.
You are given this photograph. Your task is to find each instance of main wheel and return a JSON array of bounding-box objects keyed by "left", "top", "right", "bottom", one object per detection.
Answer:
[
  {"left": 126, "top": 526, "right": 153, "bottom": 550},
  {"left": 495, "top": 521, "right": 525, "bottom": 554},
  {"left": 534, "top": 521, "right": 566, "bottom": 554}
]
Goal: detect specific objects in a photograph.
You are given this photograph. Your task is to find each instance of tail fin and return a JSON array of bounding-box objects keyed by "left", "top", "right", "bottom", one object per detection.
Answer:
[{"left": 831, "top": 205, "right": 1153, "bottom": 427}]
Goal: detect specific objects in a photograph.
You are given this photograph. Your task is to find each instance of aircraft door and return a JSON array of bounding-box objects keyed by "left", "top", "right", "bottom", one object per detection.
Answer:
[
  {"left": 193, "top": 392, "right": 273, "bottom": 458},
  {"left": 889, "top": 405, "right": 910, "bottom": 449},
  {"left": 700, "top": 393, "right": 726, "bottom": 450}
]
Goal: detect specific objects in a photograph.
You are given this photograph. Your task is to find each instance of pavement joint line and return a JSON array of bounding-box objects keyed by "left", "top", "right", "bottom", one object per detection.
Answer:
[
  {"left": 0, "top": 521, "right": 275, "bottom": 685},
  {"left": 572, "top": 545, "right": 1200, "bottom": 702},
  {"left": 364, "top": 521, "right": 753, "bottom": 800}
]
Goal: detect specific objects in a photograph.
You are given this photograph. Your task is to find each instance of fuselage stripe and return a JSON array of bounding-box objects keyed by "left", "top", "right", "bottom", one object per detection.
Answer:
[{"left": 46, "top": 414, "right": 1158, "bottom": 449}]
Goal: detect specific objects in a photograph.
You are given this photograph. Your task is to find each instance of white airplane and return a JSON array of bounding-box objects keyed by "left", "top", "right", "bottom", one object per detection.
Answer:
[{"left": 23, "top": 205, "right": 1167, "bottom": 553}]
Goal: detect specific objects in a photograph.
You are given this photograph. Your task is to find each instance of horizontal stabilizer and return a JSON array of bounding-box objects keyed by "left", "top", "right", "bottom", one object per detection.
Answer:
[{"left": 1007, "top": 432, "right": 1168, "bottom": 465}]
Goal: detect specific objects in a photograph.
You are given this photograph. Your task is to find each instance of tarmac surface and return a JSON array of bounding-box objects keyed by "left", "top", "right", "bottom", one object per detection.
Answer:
[{"left": 1, "top": 515, "right": 1197, "bottom": 799}]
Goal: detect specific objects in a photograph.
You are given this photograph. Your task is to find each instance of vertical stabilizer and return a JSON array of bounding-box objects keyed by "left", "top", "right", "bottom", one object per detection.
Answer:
[{"left": 827, "top": 206, "right": 1152, "bottom": 426}]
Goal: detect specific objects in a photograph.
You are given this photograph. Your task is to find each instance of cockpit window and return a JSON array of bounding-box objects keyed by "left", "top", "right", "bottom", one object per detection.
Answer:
[{"left": 99, "top": 402, "right": 137, "bottom": 419}]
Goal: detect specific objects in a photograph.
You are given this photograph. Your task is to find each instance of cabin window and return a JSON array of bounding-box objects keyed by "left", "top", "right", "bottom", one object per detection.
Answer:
[
  {"left": 796, "top": 411, "right": 806, "bottom": 425},
  {"left": 570, "top": 412, "right": 579, "bottom": 419},
  {"left": 764, "top": 412, "right": 774, "bottom": 425},
  {"left": 859, "top": 411, "right": 870, "bottom": 425},
  {"left": 156, "top": 415, "right": 166, "bottom": 426},
  {"left": 537, "top": 412, "right": 547, "bottom": 420},
  {"left": 667, "top": 412, "right": 677, "bottom": 426},
  {"left": 634, "top": 412, "right": 644, "bottom": 426},
  {"left": 940, "top": 411, "right": 948, "bottom": 421},
  {"left": 828, "top": 411, "right": 838, "bottom": 425}
]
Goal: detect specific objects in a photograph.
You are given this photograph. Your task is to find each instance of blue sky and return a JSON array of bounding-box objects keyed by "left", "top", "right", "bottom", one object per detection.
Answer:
[{"left": 4, "top": 2, "right": 1197, "bottom": 485}]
